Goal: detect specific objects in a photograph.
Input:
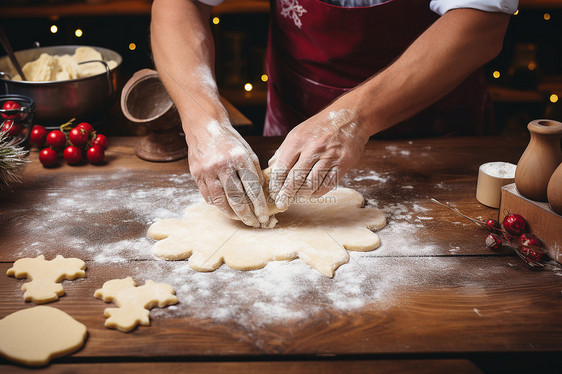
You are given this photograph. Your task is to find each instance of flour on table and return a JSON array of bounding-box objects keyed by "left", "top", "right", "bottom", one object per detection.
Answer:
[{"left": 148, "top": 188, "right": 386, "bottom": 277}]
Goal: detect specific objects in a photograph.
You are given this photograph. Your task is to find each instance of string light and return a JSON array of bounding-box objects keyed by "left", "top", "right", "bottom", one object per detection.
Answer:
[
  {"left": 244, "top": 83, "right": 253, "bottom": 92},
  {"left": 513, "top": 9, "right": 519, "bottom": 15},
  {"left": 261, "top": 74, "right": 268, "bottom": 82},
  {"left": 50, "top": 25, "right": 58, "bottom": 34},
  {"left": 528, "top": 62, "right": 536, "bottom": 71},
  {"left": 492, "top": 71, "right": 501, "bottom": 79},
  {"left": 212, "top": 17, "right": 220, "bottom": 25},
  {"left": 544, "top": 13, "right": 551, "bottom": 21},
  {"left": 551, "top": 94, "right": 559, "bottom": 103},
  {"left": 129, "top": 43, "right": 136, "bottom": 51},
  {"left": 75, "top": 29, "right": 83, "bottom": 38}
]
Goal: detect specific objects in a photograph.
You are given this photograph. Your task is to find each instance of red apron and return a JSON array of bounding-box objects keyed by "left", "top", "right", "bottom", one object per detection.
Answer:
[{"left": 264, "top": 0, "right": 494, "bottom": 138}]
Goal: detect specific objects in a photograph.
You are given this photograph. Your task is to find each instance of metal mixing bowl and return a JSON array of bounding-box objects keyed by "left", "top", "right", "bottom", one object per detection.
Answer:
[{"left": 0, "top": 45, "right": 122, "bottom": 127}]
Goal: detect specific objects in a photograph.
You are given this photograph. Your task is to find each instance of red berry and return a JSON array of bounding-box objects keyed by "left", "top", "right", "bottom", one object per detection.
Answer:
[
  {"left": 46, "top": 130, "right": 66, "bottom": 149},
  {"left": 485, "top": 233, "right": 502, "bottom": 250},
  {"left": 1, "top": 120, "right": 22, "bottom": 137},
  {"left": 30, "top": 125, "right": 48, "bottom": 147},
  {"left": 63, "top": 146, "right": 83, "bottom": 165},
  {"left": 485, "top": 219, "right": 501, "bottom": 233},
  {"left": 92, "top": 133, "right": 108, "bottom": 149},
  {"left": 86, "top": 145, "right": 105, "bottom": 164},
  {"left": 502, "top": 213, "right": 526, "bottom": 236},
  {"left": 39, "top": 148, "right": 58, "bottom": 167},
  {"left": 519, "top": 233, "right": 541, "bottom": 248},
  {"left": 69, "top": 127, "right": 89, "bottom": 146},
  {"left": 1, "top": 100, "right": 22, "bottom": 119},
  {"left": 76, "top": 122, "right": 94, "bottom": 134},
  {"left": 519, "top": 245, "right": 544, "bottom": 262}
]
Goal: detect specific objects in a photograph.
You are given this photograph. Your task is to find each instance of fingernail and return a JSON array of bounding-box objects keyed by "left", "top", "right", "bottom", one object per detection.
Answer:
[{"left": 275, "top": 194, "right": 288, "bottom": 210}]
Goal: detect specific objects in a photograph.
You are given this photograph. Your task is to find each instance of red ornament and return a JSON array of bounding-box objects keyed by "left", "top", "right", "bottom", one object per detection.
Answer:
[
  {"left": 503, "top": 213, "right": 526, "bottom": 236},
  {"left": 46, "top": 130, "right": 66, "bottom": 149},
  {"left": 64, "top": 146, "right": 83, "bottom": 165},
  {"left": 86, "top": 145, "right": 105, "bottom": 164},
  {"left": 30, "top": 125, "right": 48, "bottom": 147},
  {"left": 1, "top": 100, "right": 22, "bottom": 119},
  {"left": 485, "top": 233, "right": 502, "bottom": 250},
  {"left": 485, "top": 219, "right": 501, "bottom": 233},
  {"left": 519, "top": 233, "right": 541, "bottom": 248},
  {"left": 39, "top": 148, "right": 58, "bottom": 167}
]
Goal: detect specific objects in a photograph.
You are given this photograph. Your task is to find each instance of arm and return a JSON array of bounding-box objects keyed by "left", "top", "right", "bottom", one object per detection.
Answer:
[
  {"left": 150, "top": 0, "right": 270, "bottom": 227},
  {"left": 270, "top": 8, "right": 511, "bottom": 210}
]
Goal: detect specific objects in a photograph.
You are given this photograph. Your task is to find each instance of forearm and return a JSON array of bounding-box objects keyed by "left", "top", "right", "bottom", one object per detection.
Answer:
[
  {"left": 344, "top": 8, "right": 510, "bottom": 136},
  {"left": 150, "top": 0, "right": 228, "bottom": 143}
]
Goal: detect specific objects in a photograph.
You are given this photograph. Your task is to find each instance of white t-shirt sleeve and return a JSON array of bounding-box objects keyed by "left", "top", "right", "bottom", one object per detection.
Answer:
[
  {"left": 197, "top": 0, "right": 225, "bottom": 6},
  {"left": 430, "top": 0, "right": 519, "bottom": 15}
]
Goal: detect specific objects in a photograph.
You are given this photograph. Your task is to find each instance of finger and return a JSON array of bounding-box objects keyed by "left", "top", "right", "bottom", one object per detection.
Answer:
[
  {"left": 197, "top": 178, "right": 212, "bottom": 204},
  {"left": 250, "top": 152, "right": 265, "bottom": 186},
  {"left": 206, "top": 178, "right": 238, "bottom": 220},
  {"left": 268, "top": 149, "right": 279, "bottom": 167},
  {"left": 275, "top": 158, "right": 315, "bottom": 210},
  {"left": 238, "top": 168, "right": 270, "bottom": 224},
  {"left": 312, "top": 166, "right": 342, "bottom": 197},
  {"left": 294, "top": 160, "right": 329, "bottom": 200},
  {"left": 269, "top": 148, "right": 299, "bottom": 199},
  {"left": 220, "top": 172, "right": 260, "bottom": 227}
]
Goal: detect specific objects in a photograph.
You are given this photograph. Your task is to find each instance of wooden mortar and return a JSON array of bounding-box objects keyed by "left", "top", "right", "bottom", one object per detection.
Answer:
[{"left": 120, "top": 69, "right": 187, "bottom": 162}]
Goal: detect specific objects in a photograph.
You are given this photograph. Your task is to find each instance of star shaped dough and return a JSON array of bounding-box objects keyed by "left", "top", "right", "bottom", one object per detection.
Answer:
[{"left": 148, "top": 188, "right": 386, "bottom": 277}]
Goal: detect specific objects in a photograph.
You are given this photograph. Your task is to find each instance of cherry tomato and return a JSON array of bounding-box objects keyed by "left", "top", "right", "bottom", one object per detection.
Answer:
[
  {"left": 69, "top": 127, "right": 89, "bottom": 146},
  {"left": 64, "top": 145, "right": 83, "bottom": 165},
  {"left": 1, "top": 100, "right": 22, "bottom": 119},
  {"left": 39, "top": 148, "right": 58, "bottom": 167},
  {"left": 46, "top": 130, "right": 66, "bottom": 149},
  {"left": 1, "top": 120, "right": 22, "bottom": 137},
  {"left": 87, "top": 145, "right": 105, "bottom": 164},
  {"left": 30, "top": 125, "right": 48, "bottom": 147},
  {"left": 92, "top": 133, "right": 108, "bottom": 149},
  {"left": 76, "top": 122, "right": 94, "bottom": 134}
]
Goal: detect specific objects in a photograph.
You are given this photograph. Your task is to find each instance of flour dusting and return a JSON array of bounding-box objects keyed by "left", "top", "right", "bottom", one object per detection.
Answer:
[{"left": 12, "top": 168, "right": 470, "bottom": 328}]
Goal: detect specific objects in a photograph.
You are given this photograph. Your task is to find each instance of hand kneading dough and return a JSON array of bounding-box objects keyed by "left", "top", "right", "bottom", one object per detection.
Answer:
[
  {"left": 148, "top": 187, "right": 386, "bottom": 277},
  {"left": 0, "top": 306, "right": 87, "bottom": 366},
  {"left": 13, "top": 46, "right": 117, "bottom": 82}
]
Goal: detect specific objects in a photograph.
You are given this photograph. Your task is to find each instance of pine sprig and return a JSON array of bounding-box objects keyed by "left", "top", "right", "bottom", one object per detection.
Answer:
[{"left": 0, "top": 130, "right": 29, "bottom": 190}]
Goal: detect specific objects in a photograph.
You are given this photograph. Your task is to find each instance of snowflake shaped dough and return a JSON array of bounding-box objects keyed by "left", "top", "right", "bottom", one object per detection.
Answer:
[
  {"left": 6, "top": 255, "right": 86, "bottom": 303},
  {"left": 148, "top": 188, "right": 386, "bottom": 277},
  {"left": 94, "top": 277, "right": 178, "bottom": 332}
]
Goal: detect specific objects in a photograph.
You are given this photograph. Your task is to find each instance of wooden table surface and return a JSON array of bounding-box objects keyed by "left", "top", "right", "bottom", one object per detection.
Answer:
[{"left": 1, "top": 136, "right": 562, "bottom": 374}]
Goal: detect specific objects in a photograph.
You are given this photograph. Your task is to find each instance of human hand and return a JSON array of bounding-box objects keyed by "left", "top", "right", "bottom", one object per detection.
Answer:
[
  {"left": 187, "top": 120, "right": 270, "bottom": 227},
  {"left": 269, "top": 107, "right": 370, "bottom": 210}
]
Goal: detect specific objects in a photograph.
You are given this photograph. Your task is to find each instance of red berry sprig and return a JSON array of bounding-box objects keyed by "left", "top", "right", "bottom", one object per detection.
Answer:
[
  {"left": 35, "top": 118, "right": 108, "bottom": 167},
  {"left": 431, "top": 199, "right": 546, "bottom": 268}
]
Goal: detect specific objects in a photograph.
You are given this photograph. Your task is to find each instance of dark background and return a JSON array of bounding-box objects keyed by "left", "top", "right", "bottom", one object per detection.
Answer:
[{"left": 1, "top": 2, "right": 561, "bottom": 136}]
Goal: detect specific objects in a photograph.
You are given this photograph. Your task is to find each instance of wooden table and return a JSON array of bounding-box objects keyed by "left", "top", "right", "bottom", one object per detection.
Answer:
[{"left": 1, "top": 136, "right": 562, "bottom": 373}]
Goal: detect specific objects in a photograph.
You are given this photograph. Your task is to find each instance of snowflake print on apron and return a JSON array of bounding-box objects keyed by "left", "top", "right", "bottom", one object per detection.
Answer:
[{"left": 280, "top": 0, "right": 307, "bottom": 28}]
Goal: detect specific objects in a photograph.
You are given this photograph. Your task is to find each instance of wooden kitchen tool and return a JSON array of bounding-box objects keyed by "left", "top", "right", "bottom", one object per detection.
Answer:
[
  {"left": 514, "top": 119, "right": 562, "bottom": 202},
  {"left": 121, "top": 69, "right": 187, "bottom": 162}
]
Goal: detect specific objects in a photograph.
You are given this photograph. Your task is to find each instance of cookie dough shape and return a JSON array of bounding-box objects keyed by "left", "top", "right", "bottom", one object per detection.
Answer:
[
  {"left": 7, "top": 255, "right": 86, "bottom": 303},
  {"left": 148, "top": 187, "right": 387, "bottom": 277},
  {"left": 94, "top": 277, "right": 178, "bottom": 332},
  {"left": 0, "top": 306, "right": 87, "bottom": 366}
]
